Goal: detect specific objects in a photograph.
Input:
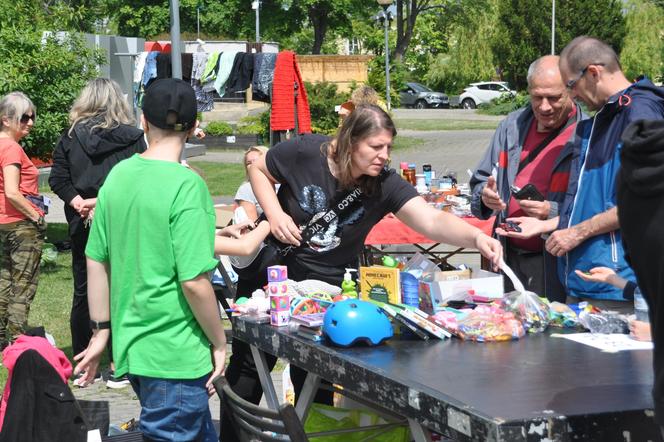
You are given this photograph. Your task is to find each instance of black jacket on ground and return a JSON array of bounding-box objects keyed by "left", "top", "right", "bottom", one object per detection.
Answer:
[
  {"left": 617, "top": 119, "right": 664, "bottom": 427},
  {"left": 48, "top": 122, "right": 146, "bottom": 235},
  {"left": 0, "top": 350, "right": 87, "bottom": 442}
]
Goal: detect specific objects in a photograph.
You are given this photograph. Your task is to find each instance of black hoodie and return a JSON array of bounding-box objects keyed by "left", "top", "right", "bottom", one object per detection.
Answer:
[
  {"left": 617, "top": 119, "right": 664, "bottom": 427},
  {"left": 49, "top": 122, "right": 146, "bottom": 234}
]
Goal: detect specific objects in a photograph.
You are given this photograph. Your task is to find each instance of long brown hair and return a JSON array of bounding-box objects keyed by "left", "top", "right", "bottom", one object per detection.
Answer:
[{"left": 326, "top": 104, "right": 396, "bottom": 195}]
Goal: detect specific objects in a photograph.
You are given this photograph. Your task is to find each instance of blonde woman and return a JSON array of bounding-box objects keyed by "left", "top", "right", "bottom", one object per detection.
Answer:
[
  {"left": 233, "top": 145, "right": 271, "bottom": 221},
  {"left": 0, "top": 92, "right": 44, "bottom": 350},
  {"left": 49, "top": 78, "right": 146, "bottom": 385}
]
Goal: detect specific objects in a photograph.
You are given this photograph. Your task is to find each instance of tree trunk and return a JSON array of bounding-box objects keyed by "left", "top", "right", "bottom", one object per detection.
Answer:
[
  {"left": 394, "top": 0, "right": 419, "bottom": 61},
  {"left": 309, "top": 5, "right": 329, "bottom": 55}
]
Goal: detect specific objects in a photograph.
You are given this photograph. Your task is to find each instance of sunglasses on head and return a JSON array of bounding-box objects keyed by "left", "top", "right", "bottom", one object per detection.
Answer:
[{"left": 20, "top": 114, "right": 35, "bottom": 124}]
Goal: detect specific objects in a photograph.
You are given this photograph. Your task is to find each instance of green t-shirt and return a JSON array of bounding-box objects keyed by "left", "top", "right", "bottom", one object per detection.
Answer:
[{"left": 86, "top": 154, "right": 218, "bottom": 379}]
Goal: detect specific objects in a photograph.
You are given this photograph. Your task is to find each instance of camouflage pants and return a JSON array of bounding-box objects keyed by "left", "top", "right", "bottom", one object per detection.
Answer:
[{"left": 0, "top": 220, "right": 44, "bottom": 348}]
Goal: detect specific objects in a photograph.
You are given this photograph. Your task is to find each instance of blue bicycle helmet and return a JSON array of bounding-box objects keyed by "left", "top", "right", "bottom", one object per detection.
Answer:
[{"left": 323, "top": 299, "right": 393, "bottom": 347}]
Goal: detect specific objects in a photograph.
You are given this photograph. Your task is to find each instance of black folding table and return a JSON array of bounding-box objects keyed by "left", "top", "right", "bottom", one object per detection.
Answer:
[{"left": 233, "top": 317, "right": 661, "bottom": 441}]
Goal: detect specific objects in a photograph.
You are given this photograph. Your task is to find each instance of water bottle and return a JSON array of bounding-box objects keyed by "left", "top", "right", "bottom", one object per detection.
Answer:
[{"left": 634, "top": 288, "right": 649, "bottom": 323}]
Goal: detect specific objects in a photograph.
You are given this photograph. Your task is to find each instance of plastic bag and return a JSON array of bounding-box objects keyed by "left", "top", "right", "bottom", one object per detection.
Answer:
[
  {"left": 548, "top": 301, "right": 579, "bottom": 328},
  {"left": 502, "top": 290, "right": 550, "bottom": 333},
  {"left": 304, "top": 403, "right": 409, "bottom": 442},
  {"left": 402, "top": 253, "right": 439, "bottom": 280},
  {"left": 456, "top": 305, "right": 525, "bottom": 341},
  {"left": 578, "top": 310, "right": 629, "bottom": 334},
  {"left": 40, "top": 243, "right": 58, "bottom": 268}
]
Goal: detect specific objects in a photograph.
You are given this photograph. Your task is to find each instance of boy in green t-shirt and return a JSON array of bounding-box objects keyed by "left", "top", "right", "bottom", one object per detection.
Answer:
[{"left": 74, "top": 78, "right": 231, "bottom": 441}]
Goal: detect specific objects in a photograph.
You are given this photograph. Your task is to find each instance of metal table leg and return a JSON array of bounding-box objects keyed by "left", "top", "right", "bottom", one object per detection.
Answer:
[
  {"left": 408, "top": 418, "right": 433, "bottom": 442},
  {"left": 250, "top": 345, "right": 280, "bottom": 410},
  {"left": 295, "top": 372, "right": 321, "bottom": 422}
]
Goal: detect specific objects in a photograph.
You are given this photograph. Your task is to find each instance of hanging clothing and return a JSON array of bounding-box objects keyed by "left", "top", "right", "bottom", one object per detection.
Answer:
[
  {"left": 252, "top": 52, "right": 276, "bottom": 102},
  {"left": 142, "top": 51, "right": 159, "bottom": 87},
  {"left": 201, "top": 52, "right": 221, "bottom": 92},
  {"left": 191, "top": 52, "right": 209, "bottom": 81},
  {"left": 270, "top": 51, "right": 312, "bottom": 134},
  {"left": 181, "top": 53, "right": 193, "bottom": 82},
  {"left": 156, "top": 53, "right": 171, "bottom": 79},
  {"left": 214, "top": 51, "right": 239, "bottom": 97},
  {"left": 226, "top": 52, "right": 255, "bottom": 95},
  {"left": 191, "top": 52, "right": 215, "bottom": 112}
]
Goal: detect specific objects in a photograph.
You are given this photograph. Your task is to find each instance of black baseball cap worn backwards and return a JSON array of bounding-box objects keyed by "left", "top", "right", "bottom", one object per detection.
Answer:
[{"left": 142, "top": 78, "right": 197, "bottom": 132}]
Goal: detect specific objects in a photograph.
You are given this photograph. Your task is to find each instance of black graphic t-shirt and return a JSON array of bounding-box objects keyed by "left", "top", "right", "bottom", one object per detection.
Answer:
[{"left": 266, "top": 134, "right": 418, "bottom": 270}]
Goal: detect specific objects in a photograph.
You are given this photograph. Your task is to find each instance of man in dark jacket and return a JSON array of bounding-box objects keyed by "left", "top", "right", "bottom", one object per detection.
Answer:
[
  {"left": 618, "top": 120, "right": 664, "bottom": 433},
  {"left": 470, "top": 55, "right": 583, "bottom": 301}
]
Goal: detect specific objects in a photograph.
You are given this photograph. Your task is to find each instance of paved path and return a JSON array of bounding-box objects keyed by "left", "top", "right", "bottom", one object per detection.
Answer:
[
  {"left": 72, "top": 365, "right": 284, "bottom": 432},
  {"left": 194, "top": 128, "right": 494, "bottom": 186}
]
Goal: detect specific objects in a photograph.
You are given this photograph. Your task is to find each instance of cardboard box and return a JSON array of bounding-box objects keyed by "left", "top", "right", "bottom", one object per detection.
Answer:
[
  {"left": 419, "top": 267, "right": 503, "bottom": 313},
  {"left": 214, "top": 204, "right": 234, "bottom": 228}
]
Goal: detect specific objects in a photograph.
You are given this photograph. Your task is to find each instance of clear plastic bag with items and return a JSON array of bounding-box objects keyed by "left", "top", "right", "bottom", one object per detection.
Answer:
[
  {"left": 456, "top": 305, "right": 525, "bottom": 342},
  {"left": 501, "top": 290, "right": 551, "bottom": 333},
  {"left": 578, "top": 309, "right": 629, "bottom": 334}
]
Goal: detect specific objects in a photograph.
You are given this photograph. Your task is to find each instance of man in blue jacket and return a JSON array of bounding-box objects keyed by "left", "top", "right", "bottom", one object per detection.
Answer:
[{"left": 508, "top": 37, "right": 664, "bottom": 309}]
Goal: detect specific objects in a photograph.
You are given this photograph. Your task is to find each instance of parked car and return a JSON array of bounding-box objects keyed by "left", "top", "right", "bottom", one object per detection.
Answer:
[
  {"left": 459, "top": 81, "right": 516, "bottom": 109},
  {"left": 399, "top": 82, "right": 449, "bottom": 109}
]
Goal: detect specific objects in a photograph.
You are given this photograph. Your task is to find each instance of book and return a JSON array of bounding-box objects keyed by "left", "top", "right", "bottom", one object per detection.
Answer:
[
  {"left": 291, "top": 313, "right": 325, "bottom": 327},
  {"left": 398, "top": 308, "right": 451, "bottom": 339},
  {"left": 381, "top": 305, "right": 430, "bottom": 341},
  {"left": 360, "top": 266, "right": 401, "bottom": 305}
]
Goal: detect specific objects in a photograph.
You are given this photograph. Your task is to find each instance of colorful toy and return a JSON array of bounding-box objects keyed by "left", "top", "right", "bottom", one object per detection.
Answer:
[
  {"left": 337, "top": 268, "right": 358, "bottom": 301},
  {"left": 267, "top": 265, "right": 288, "bottom": 282}
]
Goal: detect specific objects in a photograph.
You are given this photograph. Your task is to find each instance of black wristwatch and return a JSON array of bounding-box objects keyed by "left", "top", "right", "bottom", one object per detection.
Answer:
[{"left": 89, "top": 320, "right": 111, "bottom": 330}]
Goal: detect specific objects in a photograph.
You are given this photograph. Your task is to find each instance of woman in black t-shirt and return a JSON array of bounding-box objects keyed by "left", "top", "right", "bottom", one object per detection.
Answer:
[
  {"left": 220, "top": 105, "right": 502, "bottom": 442},
  {"left": 251, "top": 104, "right": 502, "bottom": 274}
]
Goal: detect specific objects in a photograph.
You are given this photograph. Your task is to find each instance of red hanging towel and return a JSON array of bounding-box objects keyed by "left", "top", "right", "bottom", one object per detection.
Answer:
[{"left": 270, "top": 51, "right": 312, "bottom": 134}]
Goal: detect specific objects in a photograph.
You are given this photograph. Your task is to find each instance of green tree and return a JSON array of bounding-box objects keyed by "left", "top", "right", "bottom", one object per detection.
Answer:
[
  {"left": 620, "top": 0, "right": 664, "bottom": 82},
  {"left": 424, "top": 1, "right": 497, "bottom": 94},
  {"left": 0, "top": 0, "right": 103, "bottom": 159},
  {"left": 492, "top": 0, "right": 626, "bottom": 89}
]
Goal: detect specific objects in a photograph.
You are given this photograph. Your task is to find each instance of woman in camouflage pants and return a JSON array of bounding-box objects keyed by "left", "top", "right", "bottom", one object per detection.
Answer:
[{"left": 0, "top": 92, "right": 45, "bottom": 350}]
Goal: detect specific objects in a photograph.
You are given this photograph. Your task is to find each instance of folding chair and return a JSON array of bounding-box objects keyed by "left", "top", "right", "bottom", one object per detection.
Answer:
[{"left": 213, "top": 376, "right": 309, "bottom": 441}]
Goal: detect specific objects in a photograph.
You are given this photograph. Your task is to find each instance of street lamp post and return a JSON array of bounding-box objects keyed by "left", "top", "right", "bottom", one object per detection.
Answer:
[
  {"left": 252, "top": 1, "right": 260, "bottom": 43},
  {"left": 377, "top": 0, "right": 393, "bottom": 110}
]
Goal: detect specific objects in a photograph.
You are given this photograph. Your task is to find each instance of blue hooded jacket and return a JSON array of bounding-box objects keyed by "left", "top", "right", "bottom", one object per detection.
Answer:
[{"left": 558, "top": 79, "right": 664, "bottom": 300}]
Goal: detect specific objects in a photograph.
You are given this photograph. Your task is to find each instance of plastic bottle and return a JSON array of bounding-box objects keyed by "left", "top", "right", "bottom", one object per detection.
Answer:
[
  {"left": 422, "top": 164, "right": 432, "bottom": 186},
  {"left": 399, "top": 162, "right": 409, "bottom": 179},
  {"left": 634, "top": 288, "right": 649, "bottom": 323},
  {"left": 341, "top": 268, "right": 358, "bottom": 298},
  {"left": 407, "top": 163, "right": 417, "bottom": 185}
]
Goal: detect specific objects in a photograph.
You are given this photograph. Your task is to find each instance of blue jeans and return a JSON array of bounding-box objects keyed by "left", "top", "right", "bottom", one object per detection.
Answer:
[{"left": 128, "top": 374, "right": 217, "bottom": 442}]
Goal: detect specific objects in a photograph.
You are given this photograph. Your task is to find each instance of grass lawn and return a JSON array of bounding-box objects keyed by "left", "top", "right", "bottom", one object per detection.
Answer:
[
  {"left": 395, "top": 119, "right": 499, "bottom": 131},
  {"left": 189, "top": 161, "right": 246, "bottom": 196},
  {"left": 392, "top": 135, "right": 425, "bottom": 151}
]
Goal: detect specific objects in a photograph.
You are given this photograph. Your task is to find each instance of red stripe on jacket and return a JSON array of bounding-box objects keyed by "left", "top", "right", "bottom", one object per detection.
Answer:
[{"left": 499, "top": 151, "right": 508, "bottom": 168}]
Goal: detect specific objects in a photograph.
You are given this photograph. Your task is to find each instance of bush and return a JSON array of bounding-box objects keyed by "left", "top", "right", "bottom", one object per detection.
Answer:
[
  {"left": 205, "top": 121, "right": 234, "bottom": 136},
  {"left": 477, "top": 91, "right": 530, "bottom": 116},
  {"left": 0, "top": 28, "right": 103, "bottom": 160},
  {"left": 304, "top": 82, "right": 349, "bottom": 135},
  {"left": 367, "top": 57, "right": 407, "bottom": 109}
]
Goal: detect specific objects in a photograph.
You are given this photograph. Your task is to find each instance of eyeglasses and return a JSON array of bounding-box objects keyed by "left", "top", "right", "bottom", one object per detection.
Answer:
[
  {"left": 565, "top": 63, "right": 605, "bottom": 90},
  {"left": 20, "top": 114, "right": 35, "bottom": 124}
]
